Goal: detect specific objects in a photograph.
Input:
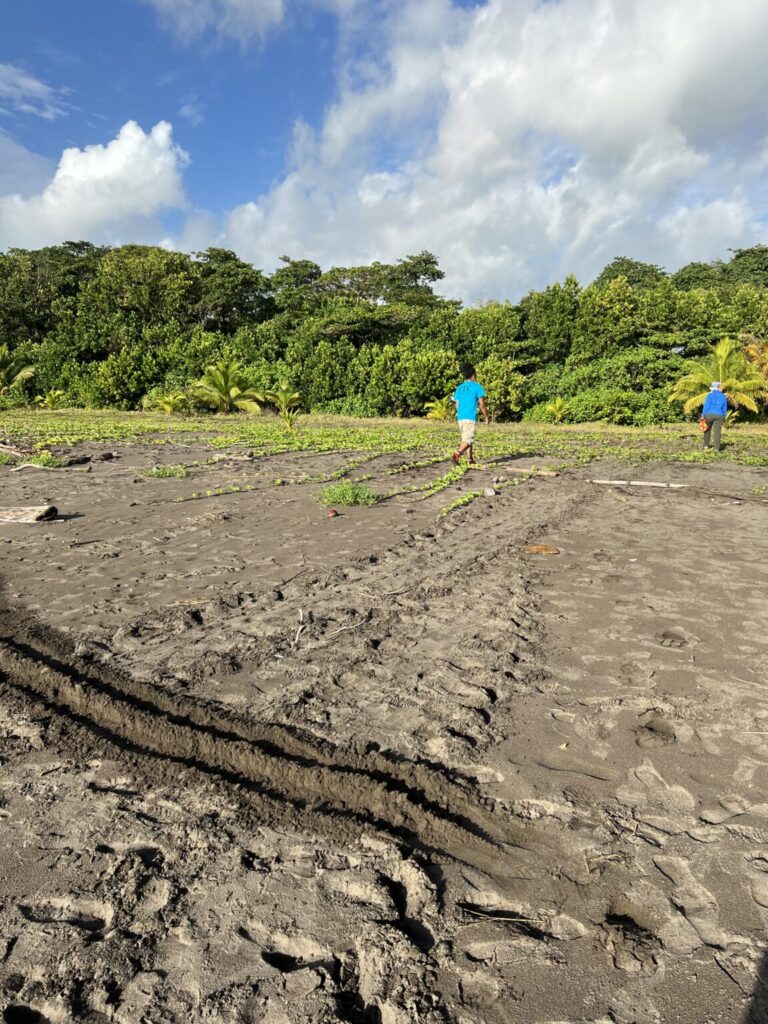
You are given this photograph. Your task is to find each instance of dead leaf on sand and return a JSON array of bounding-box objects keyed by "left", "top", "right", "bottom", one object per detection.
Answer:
[{"left": 524, "top": 543, "right": 560, "bottom": 555}]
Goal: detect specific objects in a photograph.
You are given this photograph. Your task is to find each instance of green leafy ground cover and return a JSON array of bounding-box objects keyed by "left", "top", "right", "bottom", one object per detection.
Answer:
[
  {"left": 318, "top": 481, "right": 380, "bottom": 507},
  {"left": 2, "top": 409, "right": 768, "bottom": 467}
]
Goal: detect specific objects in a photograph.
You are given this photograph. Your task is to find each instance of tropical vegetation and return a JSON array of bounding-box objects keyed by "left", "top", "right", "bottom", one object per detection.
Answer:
[
  {"left": 668, "top": 337, "right": 766, "bottom": 414},
  {"left": 1, "top": 242, "right": 768, "bottom": 424}
]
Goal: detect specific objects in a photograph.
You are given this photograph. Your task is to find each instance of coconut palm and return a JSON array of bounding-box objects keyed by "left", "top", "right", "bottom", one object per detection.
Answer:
[
  {"left": 265, "top": 383, "right": 302, "bottom": 431},
  {"left": 668, "top": 337, "right": 767, "bottom": 415},
  {"left": 194, "top": 361, "right": 264, "bottom": 414},
  {"left": 545, "top": 396, "right": 569, "bottom": 423},
  {"left": 424, "top": 396, "right": 454, "bottom": 420},
  {"left": 143, "top": 389, "right": 189, "bottom": 415},
  {"left": 265, "top": 383, "right": 301, "bottom": 415},
  {"left": 35, "top": 389, "right": 67, "bottom": 409},
  {"left": 0, "top": 343, "right": 34, "bottom": 396}
]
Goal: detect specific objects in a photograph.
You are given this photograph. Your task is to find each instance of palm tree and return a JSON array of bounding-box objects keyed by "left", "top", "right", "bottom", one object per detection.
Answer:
[
  {"left": 143, "top": 389, "right": 188, "bottom": 415},
  {"left": 0, "top": 343, "right": 34, "bottom": 396},
  {"left": 265, "top": 383, "right": 302, "bottom": 431},
  {"left": 35, "top": 389, "right": 67, "bottom": 409},
  {"left": 424, "top": 396, "right": 454, "bottom": 420},
  {"left": 545, "top": 396, "right": 569, "bottom": 423},
  {"left": 194, "top": 361, "right": 264, "bottom": 414},
  {"left": 265, "top": 383, "right": 301, "bottom": 415},
  {"left": 668, "top": 337, "right": 767, "bottom": 415}
]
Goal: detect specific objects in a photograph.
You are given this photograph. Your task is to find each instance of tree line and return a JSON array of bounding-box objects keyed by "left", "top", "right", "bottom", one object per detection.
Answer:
[{"left": 1, "top": 241, "right": 768, "bottom": 424}]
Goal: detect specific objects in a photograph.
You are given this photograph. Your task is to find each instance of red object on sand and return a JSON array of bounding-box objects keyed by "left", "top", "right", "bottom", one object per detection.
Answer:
[{"left": 327, "top": 509, "right": 339, "bottom": 518}]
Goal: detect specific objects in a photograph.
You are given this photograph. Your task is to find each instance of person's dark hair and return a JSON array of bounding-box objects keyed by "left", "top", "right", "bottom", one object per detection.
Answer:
[{"left": 461, "top": 363, "right": 476, "bottom": 380}]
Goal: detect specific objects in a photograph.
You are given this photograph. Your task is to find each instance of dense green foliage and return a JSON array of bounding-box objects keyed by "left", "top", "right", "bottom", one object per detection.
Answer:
[
  {"left": 2, "top": 241, "right": 768, "bottom": 424},
  {"left": 668, "top": 338, "right": 766, "bottom": 415}
]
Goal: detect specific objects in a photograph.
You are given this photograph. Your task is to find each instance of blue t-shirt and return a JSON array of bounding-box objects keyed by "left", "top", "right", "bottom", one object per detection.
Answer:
[
  {"left": 702, "top": 391, "right": 728, "bottom": 417},
  {"left": 453, "top": 380, "right": 486, "bottom": 421}
]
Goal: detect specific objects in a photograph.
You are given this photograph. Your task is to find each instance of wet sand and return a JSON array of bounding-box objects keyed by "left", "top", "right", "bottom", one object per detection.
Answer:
[{"left": 1, "top": 443, "right": 767, "bottom": 1023}]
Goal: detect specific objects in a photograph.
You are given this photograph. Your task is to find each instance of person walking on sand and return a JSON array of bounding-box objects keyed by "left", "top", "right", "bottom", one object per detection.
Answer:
[
  {"left": 451, "top": 363, "right": 489, "bottom": 465},
  {"left": 701, "top": 381, "right": 728, "bottom": 452}
]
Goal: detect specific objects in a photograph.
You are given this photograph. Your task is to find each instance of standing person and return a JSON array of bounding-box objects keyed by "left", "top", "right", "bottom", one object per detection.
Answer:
[
  {"left": 451, "top": 363, "right": 489, "bottom": 465},
  {"left": 701, "top": 381, "right": 728, "bottom": 452}
]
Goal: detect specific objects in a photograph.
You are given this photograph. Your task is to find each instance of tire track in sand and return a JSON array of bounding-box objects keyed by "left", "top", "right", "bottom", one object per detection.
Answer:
[
  {"left": 0, "top": 611, "right": 523, "bottom": 872},
  {"left": 0, "top": 475, "right": 591, "bottom": 886}
]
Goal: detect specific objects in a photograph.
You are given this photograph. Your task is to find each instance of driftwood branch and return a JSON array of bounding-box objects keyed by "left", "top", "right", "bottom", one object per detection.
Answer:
[
  {"left": 0, "top": 505, "right": 58, "bottom": 523},
  {"left": 10, "top": 463, "right": 91, "bottom": 473}
]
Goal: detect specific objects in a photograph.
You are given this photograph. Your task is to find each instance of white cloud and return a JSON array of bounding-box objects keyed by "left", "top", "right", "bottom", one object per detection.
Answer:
[
  {"left": 179, "top": 93, "right": 205, "bottom": 127},
  {"left": 0, "top": 63, "right": 69, "bottom": 120},
  {"left": 141, "top": 0, "right": 287, "bottom": 43},
  {"left": 0, "top": 121, "right": 188, "bottom": 249},
  {"left": 4, "top": 0, "right": 766, "bottom": 300},
  {"left": 660, "top": 195, "right": 755, "bottom": 266},
  {"left": 204, "top": 0, "right": 768, "bottom": 298},
  {"left": 141, "top": 0, "right": 363, "bottom": 44}
]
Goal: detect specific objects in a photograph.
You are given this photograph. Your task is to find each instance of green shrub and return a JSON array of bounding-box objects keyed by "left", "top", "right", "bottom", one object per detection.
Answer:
[
  {"left": 477, "top": 354, "right": 524, "bottom": 420},
  {"left": 313, "top": 394, "right": 376, "bottom": 417},
  {"left": 141, "top": 464, "right": 189, "bottom": 478},
  {"left": 318, "top": 481, "right": 379, "bottom": 506}
]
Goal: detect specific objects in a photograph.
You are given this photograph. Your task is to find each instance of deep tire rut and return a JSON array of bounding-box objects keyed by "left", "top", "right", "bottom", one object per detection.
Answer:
[{"left": 0, "top": 613, "right": 515, "bottom": 866}]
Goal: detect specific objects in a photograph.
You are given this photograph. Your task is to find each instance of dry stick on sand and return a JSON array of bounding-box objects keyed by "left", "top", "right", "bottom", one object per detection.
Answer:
[
  {"left": 462, "top": 906, "right": 536, "bottom": 923},
  {"left": 10, "top": 463, "right": 91, "bottom": 473},
  {"left": 588, "top": 479, "right": 689, "bottom": 489},
  {"left": 0, "top": 442, "right": 27, "bottom": 458},
  {"left": 293, "top": 609, "right": 306, "bottom": 647},
  {"left": 323, "top": 619, "right": 368, "bottom": 641},
  {"left": 590, "top": 479, "right": 767, "bottom": 505}
]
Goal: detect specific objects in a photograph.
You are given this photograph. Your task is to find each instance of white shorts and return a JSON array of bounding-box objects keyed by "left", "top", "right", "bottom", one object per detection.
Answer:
[{"left": 458, "top": 419, "right": 476, "bottom": 445}]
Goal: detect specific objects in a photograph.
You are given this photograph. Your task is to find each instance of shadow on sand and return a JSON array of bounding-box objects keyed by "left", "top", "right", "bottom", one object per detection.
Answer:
[{"left": 743, "top": 950, "right": 768, "bottom": 1022}]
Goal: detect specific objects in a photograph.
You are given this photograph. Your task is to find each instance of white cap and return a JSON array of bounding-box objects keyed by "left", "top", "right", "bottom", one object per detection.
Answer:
[{"left": 710, "top": 381, "right": 721, "bottom": 391}]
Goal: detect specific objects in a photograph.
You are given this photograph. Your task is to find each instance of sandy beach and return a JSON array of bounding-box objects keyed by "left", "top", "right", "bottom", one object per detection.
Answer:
[{"left": 2, "top": 441, "right": 768, "bottom": 1023}]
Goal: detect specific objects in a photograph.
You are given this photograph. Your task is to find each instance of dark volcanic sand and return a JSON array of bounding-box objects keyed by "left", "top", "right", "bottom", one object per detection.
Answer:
[{"left": 1, "top": 444, "right": 767, "bottom": 1023}]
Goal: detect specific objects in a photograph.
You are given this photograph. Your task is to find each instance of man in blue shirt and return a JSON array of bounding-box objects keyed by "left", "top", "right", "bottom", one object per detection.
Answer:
[
  {"left": 451, "top": 363, "right": 489, "bottom": 465},
  {"left": 701, "top": 381, "right": 728, "bottom": 452}
]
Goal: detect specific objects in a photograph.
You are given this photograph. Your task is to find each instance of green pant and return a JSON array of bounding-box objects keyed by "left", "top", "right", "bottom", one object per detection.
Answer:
[{"left": 702, "top": 414, "right": 724, "bottom": 451}]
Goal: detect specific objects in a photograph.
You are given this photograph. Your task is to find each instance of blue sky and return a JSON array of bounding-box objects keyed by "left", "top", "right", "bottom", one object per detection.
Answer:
[
  {"left": 3, "top": 0, "right": 337, "bottom": 208},
  {"left": 1, "top": 0, "right": 767, "bottom": 301}
]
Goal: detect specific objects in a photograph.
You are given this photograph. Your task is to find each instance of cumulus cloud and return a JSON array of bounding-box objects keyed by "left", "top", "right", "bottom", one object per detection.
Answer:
[
  {"left": 0, "top": 121, "right": 188, "bottom": 249},
  {"left": 4, "top": 0, "right": 766, "bottom": 299},
  {"left": 208, "top": 0, "right": 768, "bottom": 298},
  {"left": 0, "top": 63, "right": 70, "bottom": 120}
]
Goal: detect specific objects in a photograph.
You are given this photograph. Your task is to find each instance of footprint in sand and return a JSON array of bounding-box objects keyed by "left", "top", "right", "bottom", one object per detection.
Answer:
[
  {"left": 654, "top": 629, "right": 688, "bottom": 649},
  {"left": 654, "top": 855, "right": 742, "bottom": 949},
  {"left": 19, "top": 896, "right": 113, "bottom": 932},
  {"left": 746, "top": 855, "right": 768, "bottom": 909}
]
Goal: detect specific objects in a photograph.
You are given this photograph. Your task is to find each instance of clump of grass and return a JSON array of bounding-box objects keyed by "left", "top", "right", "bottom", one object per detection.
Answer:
[
  {"left": 0, "top": 452, "right": 17, "bottom": 465},
  {"left": 318, "top": 481, "right": 379, "bottom": 507},
  {"left": 28, "top": 450, "right": 65, "bottom": 467},
  {"left": 440, "top": 490, "right": 484, "bottom": 515},
  {"left": 141, "top": 464, "right": 189, "bottom": 478}
]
